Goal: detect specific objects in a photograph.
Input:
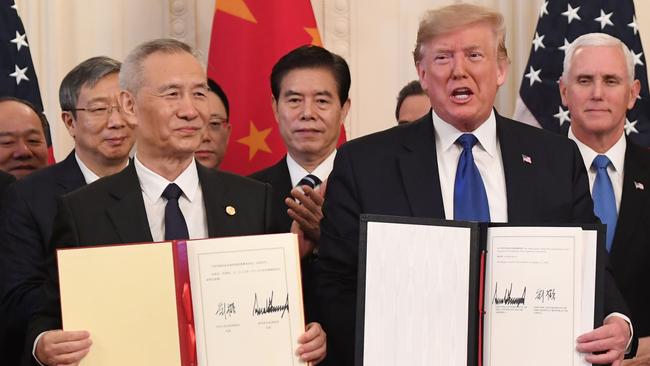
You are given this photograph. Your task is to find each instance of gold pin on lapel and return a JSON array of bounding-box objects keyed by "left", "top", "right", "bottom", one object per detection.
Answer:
[{"left": 225, "top": 205, "right": 236, "bottom": 216}]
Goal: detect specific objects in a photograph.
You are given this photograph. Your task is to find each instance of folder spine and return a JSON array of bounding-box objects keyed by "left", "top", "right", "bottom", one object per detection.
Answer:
[{"left": 172, "top": 240, "right": 197, "bottom": 366}]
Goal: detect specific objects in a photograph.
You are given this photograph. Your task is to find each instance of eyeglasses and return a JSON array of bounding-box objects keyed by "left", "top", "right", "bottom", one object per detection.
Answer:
[
  {"left": 208, "top": 117, "right": 229, "bottom": 131},
  {"left": 71, "top": 105, "right": 121, "bottom": 118}
]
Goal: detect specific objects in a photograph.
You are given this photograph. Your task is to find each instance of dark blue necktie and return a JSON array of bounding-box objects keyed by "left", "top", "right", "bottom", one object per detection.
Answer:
[
  {"left": 162, "top": 183, "right": 189, "bottom": 240},
  {"left": 592, "top": 155, "right": 617, "bottom": 252},
  {"left": 453, "top": 134, "right": 490, "bottom": 222},
  {"left": 297, "top": 174, "right": 321, "bottom": 189}
]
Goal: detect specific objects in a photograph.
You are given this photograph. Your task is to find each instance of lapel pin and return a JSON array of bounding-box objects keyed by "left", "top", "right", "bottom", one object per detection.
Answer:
[
  {"left": 225, "top": 205, "right": 236, "bottom": 216},
  {"left": 522, "top": 154, "right": 532, "bottom": 164},
  {"left": 634, "top": 181, "right": 645, "bottom": 190}
]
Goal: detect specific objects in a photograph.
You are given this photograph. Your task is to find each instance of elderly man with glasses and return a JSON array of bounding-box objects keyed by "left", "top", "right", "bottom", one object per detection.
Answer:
[{"left": 0, "top": 56, "right": 134, "bottom": 365}]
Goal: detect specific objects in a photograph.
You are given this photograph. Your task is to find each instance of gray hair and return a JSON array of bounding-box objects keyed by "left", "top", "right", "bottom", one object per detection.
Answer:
[
  {"left": 119, "top": 38, "right": 194, "bottom": 94},
  {"left": 562, "top": 33, "right": 635, "bottom": 83},
  {"left": 59, "top": 56, "right": 121, "bottom": 118}
]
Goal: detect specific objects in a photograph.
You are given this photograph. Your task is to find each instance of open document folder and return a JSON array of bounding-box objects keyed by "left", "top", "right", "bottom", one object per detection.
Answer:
[
  {"left": 356, "top": 215, "right": 605, "bottom": 366},
  {"left": 57, "top": 233, "right": 306, "bottom": 366}
]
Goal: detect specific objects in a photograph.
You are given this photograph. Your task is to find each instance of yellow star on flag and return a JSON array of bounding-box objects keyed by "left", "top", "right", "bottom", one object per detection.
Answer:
[
  {"left": 215, "top": 0, "right": 257, "bottom": 24},
  {"left": 237, "top": 121, "right": 272, "bottom": 160},
  {"left": 304, "top": 27, "right": 322, "bottom": 46}
]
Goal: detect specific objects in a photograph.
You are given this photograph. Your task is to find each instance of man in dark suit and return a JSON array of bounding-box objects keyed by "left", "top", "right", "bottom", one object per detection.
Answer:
[
  {"left": 0, "top": 56, "right": 134, "bottom": 366},
  {"left": 317, "top": 4, "right": 634, "bottom": 366},
  {"left": 560, "top": 33, "right": 650, "bottom": 363},
  {"left": 250, "top": 46, "right": 351, "bottom": 325},
  {"left": 29, "top": 39, "right": 326, "bottom": 366}
]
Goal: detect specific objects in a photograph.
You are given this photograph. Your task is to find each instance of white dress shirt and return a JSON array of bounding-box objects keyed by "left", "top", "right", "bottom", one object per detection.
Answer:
[
  {"left": 566, "top": 129, "right": 634, "bottom": 348},
  {"left": 433, "top": 109, "right": 508, "bottom": 222},
  {"left": 75, "top": 153, "right": 130, "bottom": 185},
  {"left": 134, "top": 155, "right": 208, "bottom": 242},
  {"left": 74, "top": 154, "right": 101, "bottom": 184},
  {"left": 286, "top": 150, "right": 336, "bottom": 189},
  {"left": 568, "top": 129, "right": 626, "bottom": 213}
]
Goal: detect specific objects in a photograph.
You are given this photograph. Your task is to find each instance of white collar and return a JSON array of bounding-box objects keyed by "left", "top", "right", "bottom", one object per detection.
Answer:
[
  {"left": 134, "top": 155, "right": 200, "bottom": 203},
  {"left": 286, "top": 150, "right": 337, "bottom": 187},
  {"left": 74, "top": 153, "right": 129, "bottom": 184},
  {"left": 432, "top": 109, "right": 498, "bottom": 157},
  {"left": 568, "top": 128, "right": 626, "bottom": 172}
]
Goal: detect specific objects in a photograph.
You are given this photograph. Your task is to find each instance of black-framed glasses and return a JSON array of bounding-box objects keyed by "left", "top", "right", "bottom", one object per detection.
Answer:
[{"left": 70, "top": 105, "right": 121, "bottom": 118}]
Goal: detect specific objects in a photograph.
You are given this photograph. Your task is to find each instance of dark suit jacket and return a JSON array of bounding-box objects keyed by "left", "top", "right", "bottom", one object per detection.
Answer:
[
  {"left": 250, "top": 156, "right": 322, "bottom": 323},
  {"left": 0, "top": 169, "right": 15, "bottom": 199},
  {"left": 0, "top": 152, "right": 85, "bottom": 366},
  {"left": 610, "top": 140, "right": 650, "bottom": 337},
  {"left": 317, "top": 112, "right": 630, "bottom": 365},
  {"left": 26, "top": 162, "right": 272, "bottom": 365},
  {"left": 250, "top": 157, "right": 293, "bottom": 233}
]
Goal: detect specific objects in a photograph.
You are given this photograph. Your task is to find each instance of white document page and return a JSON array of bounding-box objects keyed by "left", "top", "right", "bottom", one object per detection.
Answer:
[
  {"left": 186, "top": 233, "right": 304, "bottom": 366},
  {"left": 363, "top": 221, "right": 473, "bottom": 366},
  {"left": 578, "top": 230, "right": 598, "bottom": 363},
  {"left": 484, "top": 227, "right": 585, "bottom": 366}
]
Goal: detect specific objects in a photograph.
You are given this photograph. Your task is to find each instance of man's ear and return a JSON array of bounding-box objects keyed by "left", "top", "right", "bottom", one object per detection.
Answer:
[
  {"left": 119, "top": 90, "right": 138, "bottom": 128},
  {"left": 61, "top": 111, "right": 76, "bottom": 138},
  {"left": 559, "top": 78, "right": 569, "bottom": 107},
  {"left": 496, "top": 58, "right": 509, "bottom": 87},
  {"left": 340, "top": 98, "right": 351, "bottom": 124},
  {"left": 628, "top": 79, "right": 641, "bottom": 110},
  {"left": 271, "top": 95, "right": 280, "bottom": 124},
  {"left": 416, "top": 61, "right": 428, "bottom": 91}
]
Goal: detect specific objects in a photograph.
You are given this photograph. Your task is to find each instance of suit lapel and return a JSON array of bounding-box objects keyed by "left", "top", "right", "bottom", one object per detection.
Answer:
[
  {"left": 612, "top": 142, "right": 650, "bottom": 253},
  {"left": 397, "top": 115, "right": 445, "bottom": 218},
  {"left": 105, "top": 163, "right": 153, "bottom": 243},
  {"left": 275, "top": 158, "right": 293, "bottom": 193},
  {"left": 497, "top": 115, "right": 537, "bottom": 221},
  {"left": 55, "top": 151, "right": 86, "bottom": 192},
  {"left": 198, "top": 164, "right": 229, "bottom": 238}
]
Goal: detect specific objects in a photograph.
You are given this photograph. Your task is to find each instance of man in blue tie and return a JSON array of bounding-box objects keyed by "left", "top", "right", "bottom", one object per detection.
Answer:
[
  {"left": 317, "top": 4, "right": 634, "bottom": 365},
  {"left": 561, "top": 32, "right": 650, "bottom": 362}
]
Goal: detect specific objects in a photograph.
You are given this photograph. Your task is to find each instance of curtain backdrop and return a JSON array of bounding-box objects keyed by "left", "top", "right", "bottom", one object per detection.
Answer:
[{"left": 14, "top": 0, "right": 650, "bottom": 161}]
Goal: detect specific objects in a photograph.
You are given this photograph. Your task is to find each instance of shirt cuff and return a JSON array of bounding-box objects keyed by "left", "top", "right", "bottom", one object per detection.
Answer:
[
  {"left": 605, "top": 312, "right": 634, "bottom": 353},
  {"left": 32, "top": 331, "right": 47, "bottom": 366}
]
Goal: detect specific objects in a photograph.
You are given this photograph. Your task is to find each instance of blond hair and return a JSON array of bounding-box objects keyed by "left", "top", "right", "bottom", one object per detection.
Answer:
[{"left": 413, "top": 4, "right": 508, "bottom": 64}]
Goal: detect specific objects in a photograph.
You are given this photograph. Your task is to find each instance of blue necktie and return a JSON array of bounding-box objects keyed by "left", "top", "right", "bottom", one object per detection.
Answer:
[
  {"left": 162, "top": 183, "right": 189, "bottom": 240},
  {"left": 592, "top": 155, "right": 617, "bottom": 252},
  {"left": 453, "top": 134, "right": 490, "bottom": 222}
]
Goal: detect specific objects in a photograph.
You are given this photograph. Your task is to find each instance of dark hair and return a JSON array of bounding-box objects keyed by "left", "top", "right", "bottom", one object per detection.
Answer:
[
  {"left": 270, "top": 45, "right": 350, "bottom": 105},
  {"left": 59, "top": 56, "right": 121, "bottom": 118},
  {"left": 207, "top": 78, "right": 230, "bottom": 117},
  {"left": 0, "top": 96, "right": 50, "bottom": 141},
  {"left": 395, "top": 80, "right": 426, "bottom": 120}
]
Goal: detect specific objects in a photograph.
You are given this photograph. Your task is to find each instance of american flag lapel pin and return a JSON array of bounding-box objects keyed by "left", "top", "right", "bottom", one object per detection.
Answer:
[
  {"left": 522, "top": 154, "right": 532, "bottom": 164},
  {"left": 634, "top": 181, "right": 645, "bottom": 190}
]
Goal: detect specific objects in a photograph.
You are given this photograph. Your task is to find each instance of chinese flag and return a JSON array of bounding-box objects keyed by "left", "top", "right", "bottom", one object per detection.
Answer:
[{"left": 208, "top": 0, "right": 346, "bottom": 175}]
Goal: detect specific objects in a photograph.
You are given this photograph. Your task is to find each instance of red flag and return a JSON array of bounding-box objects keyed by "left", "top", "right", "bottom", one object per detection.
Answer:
[{"left": 208, "top": 0, "right": 346, "bottom": 175}]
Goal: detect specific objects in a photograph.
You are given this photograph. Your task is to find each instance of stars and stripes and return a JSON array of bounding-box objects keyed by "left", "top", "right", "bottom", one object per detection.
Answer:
[
  {"left": 0, "top": 0, "right": 53, "bottom": 157},
  {"left": 514, "top": 0, "right": 650, "bottom": 147}
]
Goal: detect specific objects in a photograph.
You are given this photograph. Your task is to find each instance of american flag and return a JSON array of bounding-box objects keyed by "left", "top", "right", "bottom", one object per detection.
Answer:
[
  {"left": 0, "top": 0, "right": 53, "bottom": 156},
  {"left": 514, "top": 0, "right": 650, "bottom": 147}
]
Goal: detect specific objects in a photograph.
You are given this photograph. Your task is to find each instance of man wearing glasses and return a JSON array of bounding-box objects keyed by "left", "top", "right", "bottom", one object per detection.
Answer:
[
  {"left": 0, "top": 56, "right": 134, "bottom": 365},
  {"left": 195, "top": 78, "right": 231, "bottom": 169}
]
